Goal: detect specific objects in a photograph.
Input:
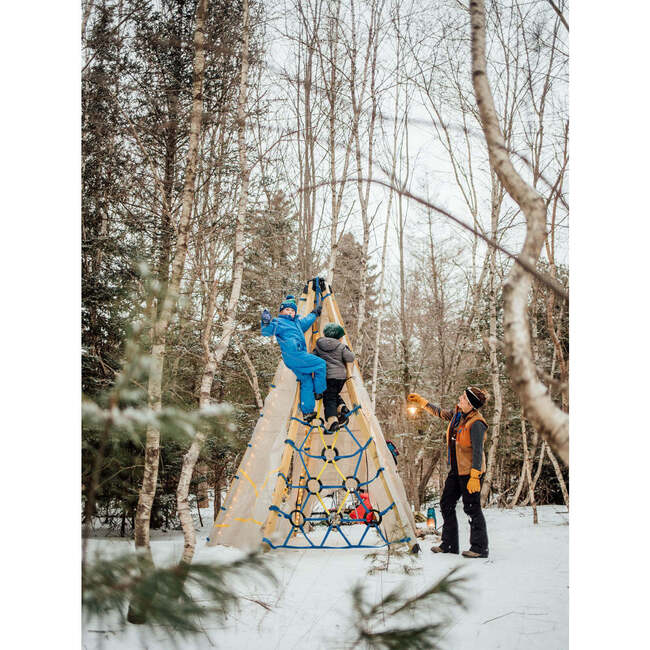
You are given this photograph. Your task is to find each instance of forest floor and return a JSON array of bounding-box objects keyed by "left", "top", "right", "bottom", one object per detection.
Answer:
[{"left": 83, "top": 504, "right": 568, "bottom": 650}]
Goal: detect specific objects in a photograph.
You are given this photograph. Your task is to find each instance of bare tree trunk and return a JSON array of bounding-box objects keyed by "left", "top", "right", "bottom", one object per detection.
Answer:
[
  {"left": 481, "top": 171, "right": 504, "bottom": 507},
  {"left": 133, "top": 0, "right": 209, "bottom": 555},
  {"left": 370, "top": 34, "right": 400, "bottom": 407},
  {"left": 324, "top": 1, "right": 341, "bottom": 285},
  {"left": 370, "top": 209, "right": 391, "bottom": 409},
  {"left": 546, "top": 444, "right": 569, "bottom": 509},
  {"left": 196, "top": 462, "right": 209, "bottom": 508},
  {"left": 398, "top": 191, "right": 410, "bottom": 396},
  {"left": 241, "top": 344, "right": 264, "bottom": 410},
  {"left": 296, "top": 2, "right": 319, "bottom": 281},
  {"left": 212, "top": 460, "right": 227, "bottom": 523},
  {"left": 470, "top": 0, "right": 568, "bottom": 464},
  {"left": 417, "top": 448, "right": 441, "bottom": 506},
  {"left": 350, "top": 0, "right": 380, "bottom": 361},
  {"left": 521, "top": 441, "right": 546, "bottom": 504},
  {"left": 81, "top": 0, "right": 95, "bottom": 40},
  {"left": 521, "top": 418, "right": 538, "bottom": 524},
  {"left": 176, "top": 0, "right": 250, "bottom": 568},
  {"left": 521, "top": 440, "right": 548, "bottom": 506},
  {"left": 322, "top": 0, "right": 354, "bottom": 284},
  {"left": 508, "top": 457, "right": 527, "bottom": 509},
  {"left": 127, "top": 0, "right": 209, "bottom": 625}
]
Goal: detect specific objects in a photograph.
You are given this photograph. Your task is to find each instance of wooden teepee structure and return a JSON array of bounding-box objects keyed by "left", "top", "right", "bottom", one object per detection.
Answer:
[{"left": 207, "top": 278, "right": 419, "bottom": 552}]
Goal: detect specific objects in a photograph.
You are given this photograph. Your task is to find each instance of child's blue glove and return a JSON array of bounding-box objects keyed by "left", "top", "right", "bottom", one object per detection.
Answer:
[
  {"left": 312, "top": 303, "right": 322, "bottom": 316},
  {"left": 261, "top": 309, "right": 272, "bottom": 325}
]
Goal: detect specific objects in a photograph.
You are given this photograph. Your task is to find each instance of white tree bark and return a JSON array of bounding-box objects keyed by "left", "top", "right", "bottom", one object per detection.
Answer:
[
  {"left": 521, "top": 417, "right": 538, "bottom": 524},
  {"left": 546, "top": 443, "right": 569, "bottom": 509},
  {"left": 481, "top": 171, "right": 504, "bottom": 507},
  {"left": 470, "top": 0, "right": 568, "bottom": 464},
  {"left": 370, "top": 209, "right": 391, "bottom": 410},
  {"left": 521, "top": 439, "right": 546, "bottom": 506},
  {"left": 321, "top": 0, "right": 354, "bottom": 285},
  {"left": 350, "top": 0, "right": 381, "bottom": 360},
  {"left": 133, "top": 0, "right": 209, "bottom": 554},
  {"left": 176, "top": 0, "right": 250, "bottom": 567},
  {"left": 371, "top": 30, "right": 401, "bottom": 407},
  {"left": 508, "top": 457, "right": 527, "bottom": 509}
]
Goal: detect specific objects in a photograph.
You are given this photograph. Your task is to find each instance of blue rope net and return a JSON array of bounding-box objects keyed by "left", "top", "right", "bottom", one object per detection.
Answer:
[{"left": 262, "top": 405, "right": 411, "bottom": 550}]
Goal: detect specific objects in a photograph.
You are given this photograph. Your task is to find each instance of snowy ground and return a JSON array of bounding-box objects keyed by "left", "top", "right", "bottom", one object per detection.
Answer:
[{"left": 83, "top": 505, "right": 568, "bottom": 650}]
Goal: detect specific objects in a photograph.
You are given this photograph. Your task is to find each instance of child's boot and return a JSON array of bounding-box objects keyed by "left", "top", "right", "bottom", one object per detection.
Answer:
[
  {"left": 325, "top": 416, "right": 339, "bottom": 433},
  {"left": 337, "top": 404, "right": 351, "bottom": 426},
  {"left": 304, "top": 412, "right": 323, "bottom": 426}
]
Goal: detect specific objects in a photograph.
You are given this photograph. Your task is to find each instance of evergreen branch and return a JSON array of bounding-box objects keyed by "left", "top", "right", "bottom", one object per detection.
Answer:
[
  {"left": 349, "top": 567, "right": 467, "bottom": 650},
  {"left": 83, "top": 552, "right": 275, "bottom": 638},
  {"left": 82, "top": 400, "right": 234, "bottom": 444}
]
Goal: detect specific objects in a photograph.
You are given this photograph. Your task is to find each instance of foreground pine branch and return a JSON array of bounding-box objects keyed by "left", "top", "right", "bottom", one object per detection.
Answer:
[
  {"left": 83, "top": 552, "right": 275, "bottom": 636},
  {"left": 349, "top": 567, "right": 467, "bottom": 649}
]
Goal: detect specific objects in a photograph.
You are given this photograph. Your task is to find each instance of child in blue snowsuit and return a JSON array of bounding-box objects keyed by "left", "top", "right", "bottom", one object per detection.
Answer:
[{"left": 261, "top": 295, "right": 327, "bottom": 420}]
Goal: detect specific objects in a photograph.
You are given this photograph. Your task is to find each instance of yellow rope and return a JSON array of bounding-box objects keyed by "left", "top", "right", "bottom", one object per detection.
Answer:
[
  {"left": 214, "top": 516, "right": 263, "bottom": 528},
  {"left": 238, "top": 469, "right": 258, "bottom": 498},
  {"left": 315, "top": 492, "right": 330, "bottom": 514},
  {"left": 234, "top": 517, "right": 262, "bottom": 525},
  {"left": 331, "top": 458, "right": 347, "bottom": 482}
]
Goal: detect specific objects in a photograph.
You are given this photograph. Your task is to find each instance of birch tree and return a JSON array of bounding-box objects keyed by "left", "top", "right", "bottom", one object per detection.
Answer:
[
  {"left": 470, "top": 0, "right": 568, "bottom": 464},
  {"left": 133, "top": 0, "right": 210, "bottom": 558},
  {"left": 176, "top": 0, "right": 251, "bottom": 567},
  {"left": 347, "top": 0, "right": 383, "bottom": 360}
]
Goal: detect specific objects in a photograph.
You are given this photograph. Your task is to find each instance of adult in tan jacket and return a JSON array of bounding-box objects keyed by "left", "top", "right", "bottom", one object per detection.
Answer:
[{"left": 407, "top": 386, "right": 489, "bottom": 558}]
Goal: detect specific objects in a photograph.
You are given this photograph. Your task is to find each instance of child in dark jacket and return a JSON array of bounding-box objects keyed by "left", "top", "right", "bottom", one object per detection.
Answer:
[{"left": 312, "top": 323, "right": 355, "bottom": 431}]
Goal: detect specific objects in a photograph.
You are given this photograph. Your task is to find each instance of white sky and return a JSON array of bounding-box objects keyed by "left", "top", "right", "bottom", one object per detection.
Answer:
[{"left": 262, "top": 0, "right": 568, "bottom": 301}]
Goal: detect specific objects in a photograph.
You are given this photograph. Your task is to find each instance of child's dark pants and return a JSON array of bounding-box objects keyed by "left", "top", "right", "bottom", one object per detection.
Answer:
[{"left": 323, "top": 378, "right": 346, "bottom": 419}]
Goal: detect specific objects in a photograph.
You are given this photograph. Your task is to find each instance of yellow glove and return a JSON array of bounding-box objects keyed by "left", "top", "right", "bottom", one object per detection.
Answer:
[
  {"left": 467, "top": 468, "right": 481, "bottom": 494},
  {"left": 406, "top": 393, "right": 428, "bottom": 409}
]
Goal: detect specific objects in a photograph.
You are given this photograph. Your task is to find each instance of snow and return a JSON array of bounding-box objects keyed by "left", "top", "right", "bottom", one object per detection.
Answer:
[{"left": 83, "top": 505, "right": 568, "bottom": 649}]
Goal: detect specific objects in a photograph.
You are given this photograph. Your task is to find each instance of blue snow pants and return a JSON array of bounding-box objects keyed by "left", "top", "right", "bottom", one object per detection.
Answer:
[{"left": 284, "top": 351, "right": 327, "bottom": 415}]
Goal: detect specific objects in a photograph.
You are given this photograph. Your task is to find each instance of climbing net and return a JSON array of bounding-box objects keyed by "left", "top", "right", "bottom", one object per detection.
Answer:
[{"left": 261, "top": 404, "right": 410, "bottom": 550}]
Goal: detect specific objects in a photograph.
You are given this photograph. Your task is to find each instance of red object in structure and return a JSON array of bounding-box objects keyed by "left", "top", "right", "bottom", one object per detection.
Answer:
[{"left": 350, "top": 491, "right": 374, "bottom": 524}]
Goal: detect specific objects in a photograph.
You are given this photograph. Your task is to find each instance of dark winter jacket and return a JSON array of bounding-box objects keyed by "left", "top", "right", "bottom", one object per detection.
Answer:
[
  {"left": 312, "top": 336, "right": 355, "bottom": 379},
  {"left": 424, "top": 403, "right": 488, "bottom": 476}
]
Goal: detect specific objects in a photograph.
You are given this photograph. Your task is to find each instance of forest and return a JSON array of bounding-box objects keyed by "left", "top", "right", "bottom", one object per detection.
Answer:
[{"left": 81, "top": 0, "right": 569, "bottom": 643}]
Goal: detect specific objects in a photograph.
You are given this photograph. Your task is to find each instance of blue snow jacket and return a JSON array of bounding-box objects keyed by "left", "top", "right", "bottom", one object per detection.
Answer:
[{"left": 260, "top": 311, "right": 318, "bottom": 358}]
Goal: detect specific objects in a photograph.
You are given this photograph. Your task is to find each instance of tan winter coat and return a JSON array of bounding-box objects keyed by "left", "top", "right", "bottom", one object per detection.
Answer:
[{"left": 446, "top": 409, "right": 488, "bottom": 476}]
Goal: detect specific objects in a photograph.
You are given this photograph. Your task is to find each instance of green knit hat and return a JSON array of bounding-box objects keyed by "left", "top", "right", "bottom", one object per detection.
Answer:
[
  {"left": 279, "top": 295, "right": 298, "bottom": 312},
  {"left": 323, "top": 323, "right": 345, "bottom": 339}
]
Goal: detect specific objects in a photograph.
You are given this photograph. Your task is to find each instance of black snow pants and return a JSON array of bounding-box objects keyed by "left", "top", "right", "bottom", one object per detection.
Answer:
[
  {"left": 439, "top": 470, "right": 489, "bottom": 555},
  {"left": 322, "top": 377, "right": 346, "bottom": 419}
]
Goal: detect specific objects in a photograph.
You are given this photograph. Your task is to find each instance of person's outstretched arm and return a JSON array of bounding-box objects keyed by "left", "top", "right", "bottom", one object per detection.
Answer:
[
  {"left": 407, "top": 393, "right": 454, "bottom": 421},
  {"left": 298, "top": 303, "right": 321, "bottom": 332}
]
